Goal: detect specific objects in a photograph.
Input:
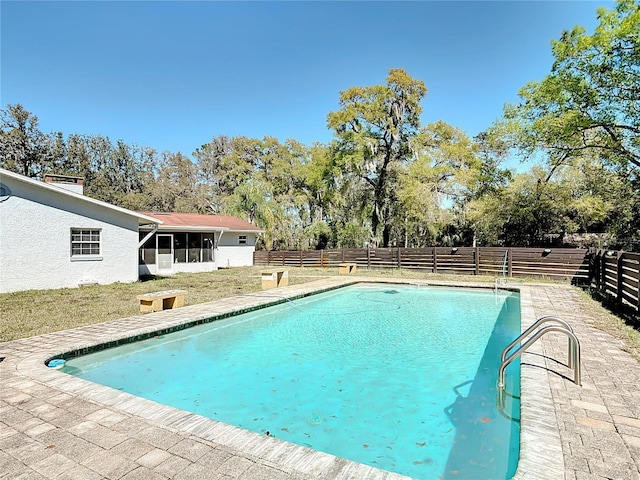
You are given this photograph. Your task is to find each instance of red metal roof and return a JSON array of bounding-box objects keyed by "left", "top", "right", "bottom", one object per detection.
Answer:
[{"left": 137, "top": 212, "right": 263, "bottom": 232}]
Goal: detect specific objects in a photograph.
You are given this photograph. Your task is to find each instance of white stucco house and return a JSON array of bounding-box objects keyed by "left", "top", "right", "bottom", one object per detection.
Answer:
[
  {"left": 0, "top": 169, "right": 161, "bottom": 293},
  {"left": 137, "top": 212, "right": 263, "bottom": 276},
  {"left": 0, "top": 169, "right": 264, "bottom": 293}
]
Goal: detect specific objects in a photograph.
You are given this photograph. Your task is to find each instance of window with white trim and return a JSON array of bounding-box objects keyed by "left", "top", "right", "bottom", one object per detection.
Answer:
[
  {"left": 71, "top": 229, "right": 101, "bottom": 256},
  {"left": 239, "top": 235, "right": 247, "bottom": 245}
]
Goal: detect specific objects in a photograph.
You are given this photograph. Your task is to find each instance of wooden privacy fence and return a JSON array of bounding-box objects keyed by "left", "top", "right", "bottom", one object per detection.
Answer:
[
  {"left": 254, "top": 247, "right": 591, "bottom": 282},
  {"left": 254, "top": 246, "right": 640, "bottom": 314},
  {"left": 588, "top": 249, "right": 640, "bottom": 314}
]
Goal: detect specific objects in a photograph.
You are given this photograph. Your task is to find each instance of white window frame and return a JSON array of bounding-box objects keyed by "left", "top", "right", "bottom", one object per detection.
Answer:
[
  {"left": 239, "top": 235, "right": 247, "bottom": 245},
  {"left": 70, "top": 228, "right": 102, "bottom": 261}
]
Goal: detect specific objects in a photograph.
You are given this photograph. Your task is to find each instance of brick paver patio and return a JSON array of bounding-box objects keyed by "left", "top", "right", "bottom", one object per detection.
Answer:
[{"left": 1, "top": 277, "right": 639, "bottom": 479}]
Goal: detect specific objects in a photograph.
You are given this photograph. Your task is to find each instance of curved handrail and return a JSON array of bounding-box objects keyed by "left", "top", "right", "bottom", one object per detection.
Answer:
[
  {"left": 501, "top": 316, "right": 575, "bottom": 368},
  {"left": 500, "top": 250, "right": 508, "bottom": 278},
  {"left": 498, "top": 325, "right": 581, "bottom": 390},
  {"left": 494, "top": 251, "right": 509, "bottom": 293},
  {"left": 496, "top": 387, "right": 521, "bottom": 422}
]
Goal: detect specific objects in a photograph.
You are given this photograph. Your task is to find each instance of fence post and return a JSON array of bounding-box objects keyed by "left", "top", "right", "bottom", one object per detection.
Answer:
[
  {"left": 635, "top": 254, "right": 640, "bottom": 314},
  {"left": 433, "top": 247, "right": 438, "bottom": 273},
  {"left": 474, "top": 247, "right": 479, "bottom": 276},
  {"left": 601, "top": 250, "right": 607, "bottom": 295},
  {"left": 398, "top": 247, "right": 402, "bottom": 269},
  {"left": 367, "top": 246, "right": 371, "bottom": 270},
  {"left": 300, "top": 250, "right": 303, "bottom": 267},
  {"left": 637, "top": 256, "right": 640, "bottom": 314},
  {"left": 594, "top": 249, "right": 599, "bottom": 290},
  {"left": 616, "top": 251, "right": 624, "bottom": 308},
  {"left": 507, "top": 248, "right": 513, "bottom": 278},
  {"left": 589, "top": 249, "right": 595, "bottom": 289}
]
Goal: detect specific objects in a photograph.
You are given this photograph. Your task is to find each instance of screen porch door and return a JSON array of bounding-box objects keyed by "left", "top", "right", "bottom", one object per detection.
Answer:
[{"left": 157, "top": 234, "right": 173, "bottom": 273}]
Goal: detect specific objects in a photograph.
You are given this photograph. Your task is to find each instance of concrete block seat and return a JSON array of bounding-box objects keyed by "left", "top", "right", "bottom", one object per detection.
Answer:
[{"left": 136, "top": 289, "right": 187, "bottom": 313}]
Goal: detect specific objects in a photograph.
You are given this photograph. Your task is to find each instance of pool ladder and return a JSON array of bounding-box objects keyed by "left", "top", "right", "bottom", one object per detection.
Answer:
[
  {"left": 494, "top": 251, "right": 509, "bottom": 293},
  {"left": 498, "top": 316, "right": 581, "bottom": 407}
]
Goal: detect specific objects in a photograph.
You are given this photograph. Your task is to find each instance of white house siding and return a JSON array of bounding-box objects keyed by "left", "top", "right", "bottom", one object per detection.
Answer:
[
  {"left": 0, "top": 176, "right": 140, "bottom": 293},
  {"left": 216, "top": 233, "right": 257, "bottom": 267}
]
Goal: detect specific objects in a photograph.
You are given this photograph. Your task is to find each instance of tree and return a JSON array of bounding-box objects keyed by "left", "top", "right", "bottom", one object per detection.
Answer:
[
  {"left": 224, "top": 182, "right": 284, "bottom": 250},
  {"left": 467, "top": 160, "right": 619, "bottom": 247},
  {"left": 467, "top": 168, "right": 568, "bottom": 247},
  {"left": 195, "top": 135, "right": 263, "bottom": 213},
  {"left": 394, "top": 122, "right": 510, "bottom": 247},
  {"left": 146, "top": 151, "right": 203, "bottom": 212},
  {"left": 499, "top": 0, "right": 640, "bottom": 172},
  {"left": 61, "top": 134, "right": 94, "bottom": 178},
  {"left": 83, "top": 138, "right": 157, "bottom": 208},
  {"left": 195, "top": 135, "right": 318, "bottom": 248},
  {"left": 48, "top": 132, "right": 67, "bottom": 171},
  {"left": 0, "top": 104, "right": 51, "bottom": 177},
  {"left": 299, "top": 143, "right": 336, "bottom": 225},
  {"left": 305, "top": 221, "right": 332, "bottom": 250},
  {"left": 327, "top": 68, "right": 427, "bottom": 247}
]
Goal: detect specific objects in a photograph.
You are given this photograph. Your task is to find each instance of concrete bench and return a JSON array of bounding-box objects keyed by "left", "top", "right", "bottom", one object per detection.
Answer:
[
  {"left": 261, "top": 269, "right": 289, "bottom": 290},
  {"left": 339, "top": 263, "right": 357, "bottom": 274},
  {"left": 137, "top": 290, "right": 187, "bottom": 314}
]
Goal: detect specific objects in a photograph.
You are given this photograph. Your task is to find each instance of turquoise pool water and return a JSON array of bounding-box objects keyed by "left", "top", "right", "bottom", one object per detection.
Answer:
[{"left": 62, "top": 284, "right": 521, "bottom": 479}]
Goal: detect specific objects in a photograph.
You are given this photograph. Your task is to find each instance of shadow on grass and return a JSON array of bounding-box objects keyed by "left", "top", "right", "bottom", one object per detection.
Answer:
[
  {"left": 139, "top": 275, "right": 162, "bottom": 283},
  {"left": 582, "top": 287, "right": 640, "bottom": 332}
]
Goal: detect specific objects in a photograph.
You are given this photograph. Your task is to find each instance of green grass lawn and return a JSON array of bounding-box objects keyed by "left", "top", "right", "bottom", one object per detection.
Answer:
[
  {"left": 0, "top": 267, "right": 495, "bottom": 342},
  {"left": 1, "top": 267, "right": 638, "bottom": 362}
]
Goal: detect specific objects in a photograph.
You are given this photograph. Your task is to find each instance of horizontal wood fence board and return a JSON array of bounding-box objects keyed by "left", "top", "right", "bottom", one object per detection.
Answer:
[
  {"left": 399, "top": 258, "right": 434, "bottom": 264},
  {"left": 512, "top": 266, "right": 588, "bottom": 276},
  {"left": 480, "top": 262, "right": 506, "bottom": 269},
  {"left": 480, "top": 255, "right": 509, "bottom": 261},
  {"left": 621, "top": 294, "right": 638, "bottom": 308},
  {"left": 511, "top": 262, "right": 588, "bottom": 271},
  {"left": 623, "top": 283, "right": 638, "bottom": 297},
  {"left": 622, "top": 264, "right": 640, "bottom": 277},
  {"left": 622, "top": 276, "right": 639, "bottom": 290},
  {"left": 622, "top": 269, "right": 640, "bottom": 281},
  {"left": 622, "top": 270, "right": 640, "bottom": 283},
  {"left": 604, "top": 280, "right": 618, "bottom": 291}
]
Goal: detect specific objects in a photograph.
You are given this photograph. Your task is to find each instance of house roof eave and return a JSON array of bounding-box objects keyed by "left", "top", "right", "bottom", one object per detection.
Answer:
[
  {"left": 147, "top": 225, "right": 229, "bottom": 233},
  {"left": 0, "top": 168, "right": 163, "bottom": 225},
  {"left": 230, "top": 229, "right": 265, "bottom": 234}
]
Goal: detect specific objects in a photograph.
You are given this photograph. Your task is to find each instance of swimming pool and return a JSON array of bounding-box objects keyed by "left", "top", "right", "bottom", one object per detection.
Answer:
[{"left": 61, "top": 283, "right": 521, "bottom": 479}]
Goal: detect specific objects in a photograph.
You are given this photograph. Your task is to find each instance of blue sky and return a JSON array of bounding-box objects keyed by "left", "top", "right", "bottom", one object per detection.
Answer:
[{"left": 1, "top": 1, "right": 613, "bottom": 166}]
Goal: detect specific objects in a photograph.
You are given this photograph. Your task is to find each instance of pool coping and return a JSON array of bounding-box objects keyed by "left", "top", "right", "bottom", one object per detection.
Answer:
[{"left": 4, "top": 277, "right": 563, "bottom": 479}]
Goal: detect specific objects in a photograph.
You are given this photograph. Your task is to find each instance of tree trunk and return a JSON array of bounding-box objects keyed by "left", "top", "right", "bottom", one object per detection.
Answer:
[{"left": 382, "top": 224, "right": 391, "bottom": 248}]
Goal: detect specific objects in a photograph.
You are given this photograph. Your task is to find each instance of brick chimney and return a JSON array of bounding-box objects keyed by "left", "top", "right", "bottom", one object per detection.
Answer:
[{"left": 44, "top": 174, "right": 84, "bottom": 195}]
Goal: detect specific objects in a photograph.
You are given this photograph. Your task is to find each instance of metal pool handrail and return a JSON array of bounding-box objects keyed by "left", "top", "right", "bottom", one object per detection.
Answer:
[
  {"left": 501, "top": 315, "right": 576, "bottom": 368},
  {"left": 498, "top": 323, "right": 581, "bottom": 390},
  {"left": 494, "top": 251, "right": 509, "bottom": 293}
]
